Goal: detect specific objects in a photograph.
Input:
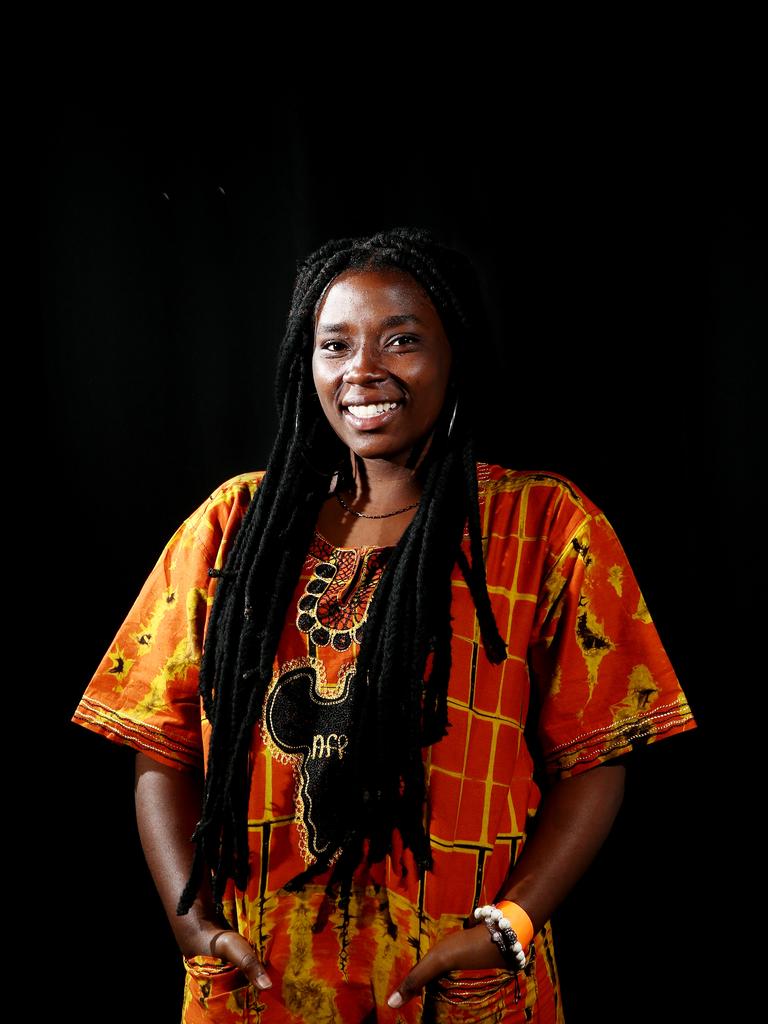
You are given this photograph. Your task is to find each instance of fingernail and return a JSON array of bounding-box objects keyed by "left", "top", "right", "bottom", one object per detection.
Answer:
[
  {"left": 256, "top": 975, "right": 273, "bottom": 990},
  {"left": 387, "top": 992, "right": 403, "bottom": 1008}
]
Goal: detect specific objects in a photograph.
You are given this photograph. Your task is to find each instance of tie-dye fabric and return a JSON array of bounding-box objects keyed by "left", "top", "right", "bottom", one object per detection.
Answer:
[{"left": 73, "top": 463, "right": 696, "bottom": 1022}]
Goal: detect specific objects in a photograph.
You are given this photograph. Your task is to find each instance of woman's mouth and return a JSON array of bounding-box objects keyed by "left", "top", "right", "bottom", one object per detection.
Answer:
[
  {"left": 342, "top": 400, "right": 402, "bottom": 429},
  {"left": 345, "top": 401, "right": 400, "bottom": 420}
]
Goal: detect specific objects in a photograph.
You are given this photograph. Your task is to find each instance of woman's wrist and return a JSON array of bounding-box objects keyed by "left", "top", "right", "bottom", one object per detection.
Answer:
[
  {"left": 495, "top": 900, "right": 534, "bottom": 950},
  {"left": 473, "top": 901, "right": 534, "bottom": 972},
  {"left": 175, "top": 912, "right": 235, "bottom": 959}
]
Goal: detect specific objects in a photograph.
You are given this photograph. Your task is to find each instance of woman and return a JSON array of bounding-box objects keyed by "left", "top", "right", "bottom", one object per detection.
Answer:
[{"left": 73, "top": 226, "right": 696, "bottom": 1022}]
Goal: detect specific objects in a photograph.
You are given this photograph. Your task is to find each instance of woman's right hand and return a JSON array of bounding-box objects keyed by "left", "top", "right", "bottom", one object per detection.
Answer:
[
  {"left": 205, "top": 929, "right": 272, "bottom": 990},
  {"left": 134, "top": 752, "right": 272, "bottom": 991}
]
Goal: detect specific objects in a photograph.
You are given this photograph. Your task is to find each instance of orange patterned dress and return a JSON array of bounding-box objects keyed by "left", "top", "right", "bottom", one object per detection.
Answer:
[{"left": 73, "top": 463, "right": 696, "bottom": 1022}]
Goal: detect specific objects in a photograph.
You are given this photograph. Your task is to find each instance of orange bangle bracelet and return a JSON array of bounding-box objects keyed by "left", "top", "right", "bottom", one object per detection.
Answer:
[{"left": 496, "top": 900, "right": 534, "bottom": 950}]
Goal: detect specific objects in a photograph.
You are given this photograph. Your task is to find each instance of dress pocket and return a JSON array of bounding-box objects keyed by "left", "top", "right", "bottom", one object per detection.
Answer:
[
  {"left": 182, "top": 955, "right": 263, "bottom": 1023},
  {"left": 424, "top": 959, "right": 536, "bottom": 1024}
]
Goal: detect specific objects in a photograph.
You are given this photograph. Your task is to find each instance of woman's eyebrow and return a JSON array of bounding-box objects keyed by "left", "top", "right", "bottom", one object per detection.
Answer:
[{"left": 316, "top": 314, "right": 426, "bottom": 334}]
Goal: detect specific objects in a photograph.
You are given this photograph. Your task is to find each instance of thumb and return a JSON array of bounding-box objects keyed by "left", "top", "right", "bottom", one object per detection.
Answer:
[
  {"left": 210, "top": 930, "right": 273, "bottom": 991},
  {"left": 386, "top": 985, "right": 409, "bottom": 1010},
  {"left": 386, "top": 957, "right": 436, "bottom": 1009}
]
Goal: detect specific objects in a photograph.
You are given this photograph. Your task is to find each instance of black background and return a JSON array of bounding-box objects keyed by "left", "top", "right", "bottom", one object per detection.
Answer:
[{"left": 40, "top": 86, "right": 763, "bottom": 1023}]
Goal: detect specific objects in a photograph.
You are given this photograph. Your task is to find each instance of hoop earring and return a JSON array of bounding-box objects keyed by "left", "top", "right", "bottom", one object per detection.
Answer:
[
  {"left": 447, "top": 397, "right": 458, "bottom": 439},
  {"left": 407, "top": 428, "right": 436, "bottom": 477}
]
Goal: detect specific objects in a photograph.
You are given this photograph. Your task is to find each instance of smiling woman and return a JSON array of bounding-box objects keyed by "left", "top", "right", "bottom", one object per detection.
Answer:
[
  {"left": 312, "top": 267, "right": 454, "bottom": 548},
  {"left": 313, "top": 268, "right": 453, "bottom": 455},
  {"left": 72, "top": 226, "right": 696, "bottom": 1023}
]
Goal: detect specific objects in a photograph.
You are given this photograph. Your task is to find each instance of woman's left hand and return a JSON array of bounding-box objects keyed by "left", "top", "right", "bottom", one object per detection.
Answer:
[
  {"left": 387, "top": 919, "right": 507, "bottom": 1009},
  {"left": 387, "top": 762, "right": 627, "bottom": 1009}
]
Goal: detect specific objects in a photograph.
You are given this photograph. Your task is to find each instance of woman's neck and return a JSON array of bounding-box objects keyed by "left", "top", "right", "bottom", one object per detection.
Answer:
[
  {"left": 314, "top": 454, "right": 425, "bottom": 550},
  {"left": 344, "top": 456, "right": 424, "bottom": 512}
]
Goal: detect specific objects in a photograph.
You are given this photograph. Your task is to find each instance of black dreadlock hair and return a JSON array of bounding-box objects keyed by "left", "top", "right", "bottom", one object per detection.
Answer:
[{"left": 177, "top": 226, "right": 508, "bottom": 917}]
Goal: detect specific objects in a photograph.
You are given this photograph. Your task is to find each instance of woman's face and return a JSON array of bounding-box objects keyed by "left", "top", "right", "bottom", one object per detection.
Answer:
[{"left": 312, "top": 267, "right": 453, "bottom": 467}]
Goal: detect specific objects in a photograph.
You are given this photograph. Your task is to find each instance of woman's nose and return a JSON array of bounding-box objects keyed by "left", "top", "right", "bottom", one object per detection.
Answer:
[{"left": 342, "top": 343, "right": 387, "bottom": 383}]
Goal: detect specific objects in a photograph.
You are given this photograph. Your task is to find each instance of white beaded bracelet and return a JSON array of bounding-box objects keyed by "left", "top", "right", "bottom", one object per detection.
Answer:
[{"left": 473, "top": 903, "right": 528, "bottom": 971}]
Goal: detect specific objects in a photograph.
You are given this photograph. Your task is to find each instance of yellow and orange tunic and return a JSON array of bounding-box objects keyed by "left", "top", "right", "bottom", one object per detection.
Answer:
[{"left": 73, "top": 463, "right": 696, "bottom": 1023}]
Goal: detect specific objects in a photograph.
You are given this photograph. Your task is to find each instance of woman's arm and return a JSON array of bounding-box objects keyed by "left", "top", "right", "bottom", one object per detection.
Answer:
[
  {"left": 134, "top": 752, "right": 272, "bottom": 989},
  {"left": 498, "top": 759, "right": 626, "bottom": 931},
  {"left": 387, "top": 761, "right": 626, "bottom": 1008}
]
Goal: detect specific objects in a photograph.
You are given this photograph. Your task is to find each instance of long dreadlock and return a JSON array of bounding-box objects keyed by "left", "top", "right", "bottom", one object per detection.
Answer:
[{"left": 177, "top": 226, "right": 508, "bottom": 916}]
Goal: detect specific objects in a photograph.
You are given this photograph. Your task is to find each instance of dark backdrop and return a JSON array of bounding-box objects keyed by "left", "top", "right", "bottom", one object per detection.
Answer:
[{"left": 40, "top": 93, "right": 763, "bottom": 1023}]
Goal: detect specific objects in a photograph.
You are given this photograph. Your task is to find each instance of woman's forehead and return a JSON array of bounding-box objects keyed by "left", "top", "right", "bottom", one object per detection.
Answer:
[{"left": 313, "top": 267, "right": 436, "bottom": 325}]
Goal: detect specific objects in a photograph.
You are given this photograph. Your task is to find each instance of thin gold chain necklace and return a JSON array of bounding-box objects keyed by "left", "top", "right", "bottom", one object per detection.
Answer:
[{"left": 335, "top": 491, "right": 420, "bottom": 520}]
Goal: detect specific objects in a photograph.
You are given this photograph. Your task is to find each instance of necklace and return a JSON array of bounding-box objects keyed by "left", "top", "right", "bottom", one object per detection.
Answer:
[{"left": 335, "top": 490, "right": 420, "bottom": 520}]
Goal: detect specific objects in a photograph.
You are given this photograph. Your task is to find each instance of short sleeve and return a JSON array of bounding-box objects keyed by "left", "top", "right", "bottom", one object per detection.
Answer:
[
  {"left": 71, "top": 473, "right": 260, "bottom": 771},
  {"left": 528, "top": 507, "right": 696, "bottom": 779}
]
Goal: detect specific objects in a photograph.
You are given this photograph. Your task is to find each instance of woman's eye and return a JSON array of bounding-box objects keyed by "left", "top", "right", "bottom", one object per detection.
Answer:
[
  {"left": 319, "top": 340, "right": 346, "bottom": 352},
  {"left": 388, "top": 334, "right": 417, "bottom": 347}
]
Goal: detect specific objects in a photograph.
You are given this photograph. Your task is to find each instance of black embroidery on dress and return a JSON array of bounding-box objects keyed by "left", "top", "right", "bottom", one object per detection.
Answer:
[
  {"left": 296, "top": 536, "right": 392, "bottom": 651},
  {"left": 262, "top": 658, "right": 360, "bottom": 864}
]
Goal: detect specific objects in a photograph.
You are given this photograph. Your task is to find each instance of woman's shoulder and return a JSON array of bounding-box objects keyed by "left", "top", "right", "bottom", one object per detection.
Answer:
[
  {"left": 478, "top": 462, "right": 601, "bottom": 518},
  {"left": 206, "top": 469, "right": 267, "bottom": 505},
  {"left": 179, "top": 470, "right": 266, "bottom": 555},
  {"left": 477, "top": 464, "right": 618, "bottom": 578}
]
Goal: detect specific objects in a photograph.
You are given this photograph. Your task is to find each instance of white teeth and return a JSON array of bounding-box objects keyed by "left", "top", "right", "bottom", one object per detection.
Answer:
[{"left": 345, "top": 401, "right": 399, "bottom": 419}]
